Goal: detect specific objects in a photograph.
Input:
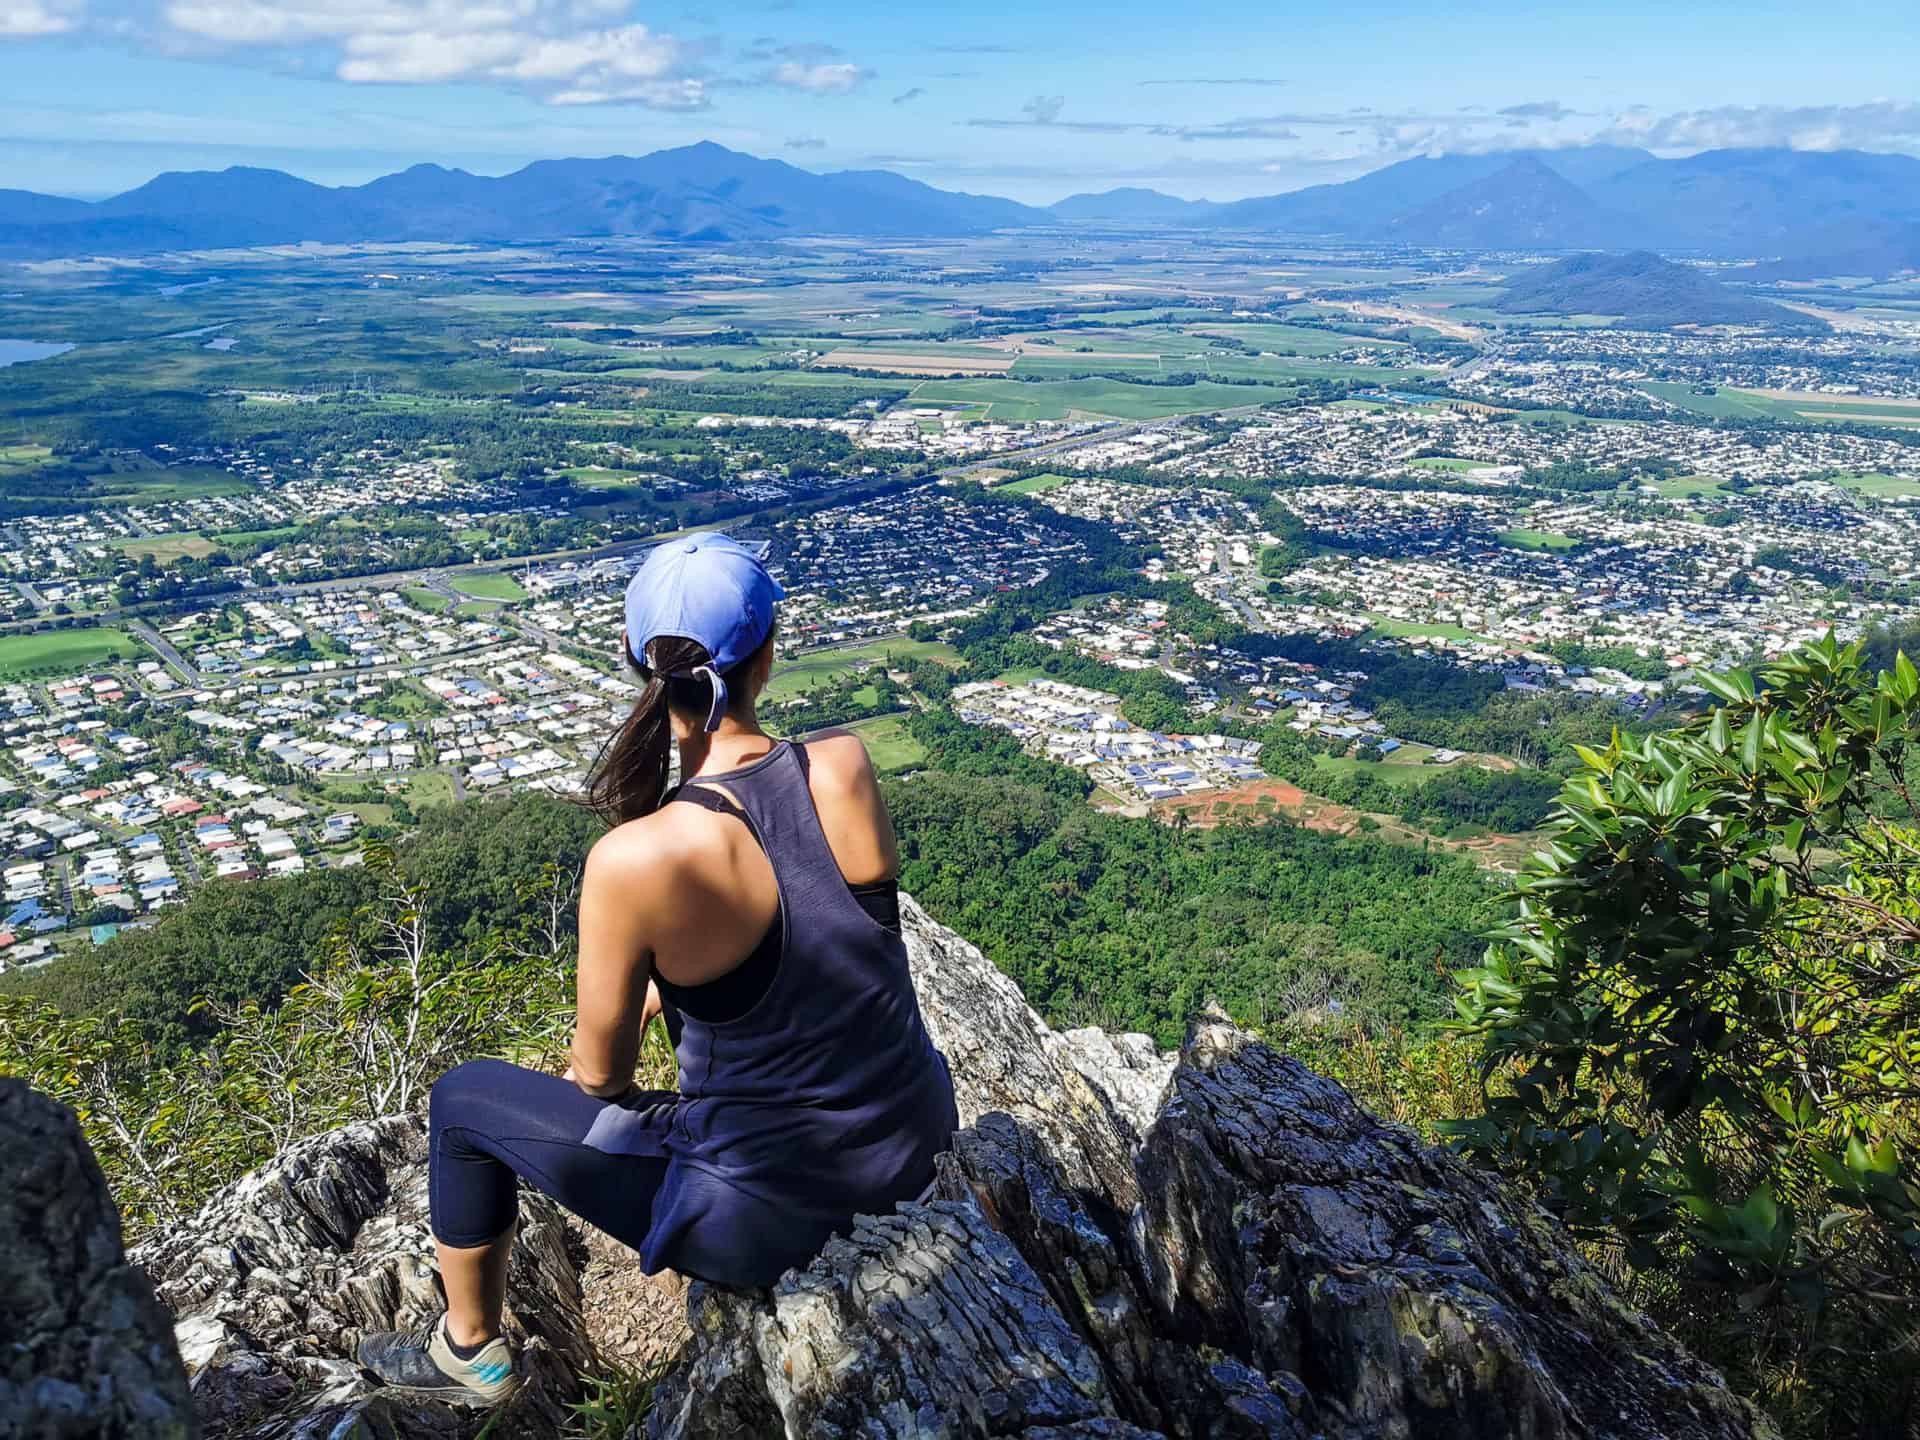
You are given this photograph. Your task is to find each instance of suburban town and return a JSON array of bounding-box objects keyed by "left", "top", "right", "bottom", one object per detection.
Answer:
[{"left": 1, "top": 231, "right": 1918, "bottom": 973}]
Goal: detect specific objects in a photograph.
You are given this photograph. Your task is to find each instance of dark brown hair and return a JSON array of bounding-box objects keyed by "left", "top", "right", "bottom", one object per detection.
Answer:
[{"left": 582, "top": 631, "right": 770, "bottom": 824}]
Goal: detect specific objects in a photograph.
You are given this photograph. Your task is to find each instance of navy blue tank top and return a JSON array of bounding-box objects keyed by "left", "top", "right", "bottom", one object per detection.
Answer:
[{"left": 582, "top": 739, "right": 958, "bottom": 1287}]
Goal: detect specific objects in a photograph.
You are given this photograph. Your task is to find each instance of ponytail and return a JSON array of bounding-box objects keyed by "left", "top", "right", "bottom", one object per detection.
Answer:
[
  {"left": 583, "top": 633, "right": 764, "bottom": 824},
  {"left": 582, "top": 670, "right": 674, "bottom": 824}
]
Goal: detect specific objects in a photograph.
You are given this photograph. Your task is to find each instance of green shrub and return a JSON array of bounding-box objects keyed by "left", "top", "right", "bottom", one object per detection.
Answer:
[{"left": 1446, "top": 634, "right": 1920, "bottom": 1436}]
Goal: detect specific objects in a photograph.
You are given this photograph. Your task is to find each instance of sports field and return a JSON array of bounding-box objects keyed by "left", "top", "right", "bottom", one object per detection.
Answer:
[
  {"left": 1498, "top": 529, "right": 1578, "bottom": 552},
  {"left": 996, "top": 472, "right": 1074, "bottom": 495},
  {"left": 0, "top": 627, "right": 143, "bottom": 679},
  {"left": 450, "top": 572, "right": 527, "bottom": 602},
  {"left": 1826, "top": 472, "right": 1920, "bottom": 498}
]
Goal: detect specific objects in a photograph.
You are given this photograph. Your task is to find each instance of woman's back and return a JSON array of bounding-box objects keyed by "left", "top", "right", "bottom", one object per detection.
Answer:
[
  {"left": 607, "top": 730, "right": 897, "bottom": 997},
  {"left": 582, "top": 734, "right": 957, "bottom": 1284}
]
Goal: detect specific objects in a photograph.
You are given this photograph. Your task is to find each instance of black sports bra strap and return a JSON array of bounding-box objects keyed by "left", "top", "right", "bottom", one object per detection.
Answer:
[
  {"left": 673, "top": 784, "right": 750, "bottom": 824},
  {"left": 792, "top": 738, "right": 810, "bottom": 780}
]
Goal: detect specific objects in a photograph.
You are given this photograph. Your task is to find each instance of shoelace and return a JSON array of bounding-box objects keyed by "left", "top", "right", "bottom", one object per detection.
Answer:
[{"left": 390, "top": 1323, "right": 440, "bottom": 1352}]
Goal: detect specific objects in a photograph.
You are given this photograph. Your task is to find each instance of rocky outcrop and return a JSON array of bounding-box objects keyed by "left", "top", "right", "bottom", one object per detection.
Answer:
[
  {"left": 130, "top": 1115, "right": 588, "bottom": 1439},
  {"left": 654, "top": 902, "right": 1774, "bottom": 1440},
  {"left": 0, "top": 1077, "right": 196, "bottom": 1440},
  {"left": 69, "top": 895, "right": 1772, "bottom": 1440}
]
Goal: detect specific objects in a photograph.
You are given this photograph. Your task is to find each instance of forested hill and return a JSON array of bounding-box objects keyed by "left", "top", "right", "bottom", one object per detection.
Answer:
[{"left": 1494, "top": 250, "right": 1826, "bottom": 331}]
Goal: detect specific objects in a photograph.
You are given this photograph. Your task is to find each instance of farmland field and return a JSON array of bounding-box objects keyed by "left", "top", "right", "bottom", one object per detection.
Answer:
[
  {"left": 0, "top": 627, "right": 144, "bottom": 679},
  {"left": 814, "top": 349, "right": 1010, "bottom": 375}
]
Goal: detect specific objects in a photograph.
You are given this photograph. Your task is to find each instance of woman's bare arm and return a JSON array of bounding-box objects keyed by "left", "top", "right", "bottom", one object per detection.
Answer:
[{"left": 568, "top": 829, "right": 662, "bottom": 1097}]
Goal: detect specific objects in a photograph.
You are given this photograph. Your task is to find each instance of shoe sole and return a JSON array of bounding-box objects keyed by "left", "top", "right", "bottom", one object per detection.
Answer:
[{"left": 372, "top": 1380, "right": 519, "bottom": 1410}]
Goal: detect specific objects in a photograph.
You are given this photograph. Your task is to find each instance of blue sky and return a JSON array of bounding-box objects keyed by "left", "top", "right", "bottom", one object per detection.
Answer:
[{"left": 2, "top": 0, "right": 1918, "bottom": 200}]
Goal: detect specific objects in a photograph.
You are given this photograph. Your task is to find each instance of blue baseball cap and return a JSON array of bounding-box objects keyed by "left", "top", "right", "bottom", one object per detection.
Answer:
[{"left": 623, "top": 533, "right": 785, "bottom": 732}]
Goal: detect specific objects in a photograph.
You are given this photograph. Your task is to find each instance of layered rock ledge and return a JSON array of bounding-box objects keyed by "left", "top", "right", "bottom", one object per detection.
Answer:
[{"left": 8, "top": 897, "right": 1776, "bottom": 1439}]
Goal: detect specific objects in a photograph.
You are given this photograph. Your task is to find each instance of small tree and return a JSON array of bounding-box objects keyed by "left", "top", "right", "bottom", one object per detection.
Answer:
[{"left": 1447, "top": 635, "right": 1920, "bottom": 1430}]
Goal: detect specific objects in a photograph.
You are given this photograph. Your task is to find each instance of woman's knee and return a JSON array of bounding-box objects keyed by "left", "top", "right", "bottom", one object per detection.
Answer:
[{"left": 430, "top": 1058, "right": 518, "bottom": 1135}]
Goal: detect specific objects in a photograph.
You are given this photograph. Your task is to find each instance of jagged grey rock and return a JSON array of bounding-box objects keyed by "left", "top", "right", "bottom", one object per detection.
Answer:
[
  {"left": 131, "top": 1115, "right": 586, "bottom": 1439},
  {"left": 647, "top": 905, "right": 1777, "bottom": 1440},
  {"left": 1057, "top": 1027, "right": 1175, "bottom": 1136},
  {"left": 94, "top": 897, "right": 1773, "bottom": 1440},
  {"left": 0, "top": 1077, "right": 197, "bottom": 1440}
]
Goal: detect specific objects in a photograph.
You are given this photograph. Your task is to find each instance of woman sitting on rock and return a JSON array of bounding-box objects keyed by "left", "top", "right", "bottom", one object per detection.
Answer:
[{"left": 358, "top": 533, "right": 959, "bottom": 1407}]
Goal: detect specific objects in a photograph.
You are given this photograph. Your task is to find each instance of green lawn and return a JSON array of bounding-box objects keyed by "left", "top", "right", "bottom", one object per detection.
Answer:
[
  {"left": 89, "top": 467, "right": 251, "bottom": 502},
  {"left": 0, "top": 627, "right": 143, "bottom": 679},
  {"left": 1312, "top": 751, "right": 1439, "bottom": 789},
  {"left": 1498, "top": 528, "right": 1579, "bottom": 552},
  {"left": 115, "top": 534, "right": 218, "bottom": 564},
  {"left": 1634, "top": 383, "right": 1920, "bottom": 429},
  {"left": 403, "top": 587, "right": 451, "bottom": 612},
  {"left": 451, "top": 572, "right": 527, "bottom": 602},
  {"left": 404, "top": 771, "right": 458, "bottom": 810},
  {"left": 766, "top": 637, "right": 961, "bottom": 703},
  {"left": 909, "top": 377, "right": 1267, "bottom": 422},
  {"left": 992, "top": 665, "right": 1050, "bottom": 685},
  {"left": 0, "top": 444, "right": 52, "bottom": 473},
  {"left": 1826, "top": 471, "right": 1920, "bottom": 499},
  {"left": 455, "top": 601, "right": 505, "bottom": 619},
  {"left": 844, "top": 713, "right": 928, "bottom": 773},
  {"left": 1646, "top": 474, "right": 1727, "bottom": 499},
  {"left": 1407, "top": 456, "right": 1478, "bottom": 471},
  {"left": 1362, "top": 615, "right": 1494, "bottom": 645},
  {"left": 997, "top": 472, "right": 1074, "bottom": 495},
  {"left": 214, "top": 524, "right": 303, "bottom": 546}
]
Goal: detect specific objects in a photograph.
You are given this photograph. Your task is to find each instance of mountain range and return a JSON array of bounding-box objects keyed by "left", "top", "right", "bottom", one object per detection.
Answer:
[{"left": 4, "top": 140, "right": 1920, "bottom": 269}]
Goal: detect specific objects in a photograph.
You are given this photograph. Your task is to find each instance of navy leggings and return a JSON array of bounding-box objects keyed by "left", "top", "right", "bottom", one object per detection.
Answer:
[{"left": 427, "top": 1058, "right": 671, "bottom": 1251}]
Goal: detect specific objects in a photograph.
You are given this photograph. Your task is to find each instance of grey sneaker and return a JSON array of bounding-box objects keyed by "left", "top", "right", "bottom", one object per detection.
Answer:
[{"left": 357, "top": 1314, "right": 519, "bottom": 1408}]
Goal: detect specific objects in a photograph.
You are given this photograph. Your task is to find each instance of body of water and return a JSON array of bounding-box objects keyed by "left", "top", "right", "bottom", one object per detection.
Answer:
[
  {"left": 159, "top": 276, "right": 223, "bottom": 298},
  {"left": 0, "top": 339, "right": 76, "bottom": 367}
]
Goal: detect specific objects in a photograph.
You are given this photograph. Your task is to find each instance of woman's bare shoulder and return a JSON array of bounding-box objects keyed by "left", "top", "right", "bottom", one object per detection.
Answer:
[
  {"left": 801, "top": 730, "right": 881, "bottom": 789},
  {"left": 585, "top": 805, "right": 714, "bottom": 891}
]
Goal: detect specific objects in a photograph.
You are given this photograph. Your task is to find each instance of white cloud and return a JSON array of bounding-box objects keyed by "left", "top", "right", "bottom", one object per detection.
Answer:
[
  {"left": 1598, "top": 101, "right": 1920, "bottom": 153},
  {"left": 154, "top": 0, "right": 707, "bottom": 107},
  {"left": 767, "top": 59, "right": 866, "bottom": 95},
  {"left": 1020, "top": 94, "right": 1064, "bottom": 124},
  {"left": 0, "top": 0, "right": 83, "bottom": 36}
]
